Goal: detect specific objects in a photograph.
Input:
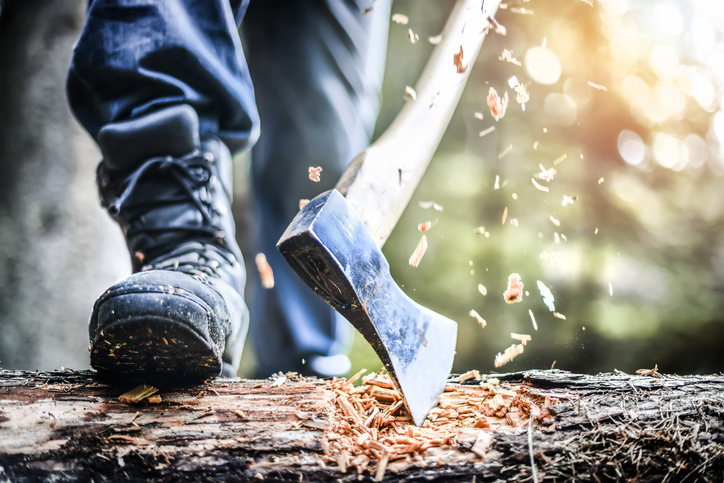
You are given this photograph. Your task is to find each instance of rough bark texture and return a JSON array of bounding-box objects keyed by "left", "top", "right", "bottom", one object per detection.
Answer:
[{"left": 1, "top": 369, "right": 722, "bottom": 482}]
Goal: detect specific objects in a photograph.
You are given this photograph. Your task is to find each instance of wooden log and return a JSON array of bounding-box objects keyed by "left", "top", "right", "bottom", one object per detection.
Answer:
[{"left": 1, "top": 369, "right": 723, "bottom": 482}]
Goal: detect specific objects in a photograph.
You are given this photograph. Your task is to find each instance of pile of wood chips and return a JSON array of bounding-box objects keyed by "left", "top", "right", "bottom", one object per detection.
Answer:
[{"left": 323, "top": 369, "right": 559, "bottom": 480}]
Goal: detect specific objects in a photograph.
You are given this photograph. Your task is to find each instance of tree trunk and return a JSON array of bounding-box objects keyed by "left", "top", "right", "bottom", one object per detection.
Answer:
[
  {"left": 0, "top": 0, "right": 130, "bottom": 371},
  {"left": 1, "top": 369, "right": 722, "bottom": 482}
]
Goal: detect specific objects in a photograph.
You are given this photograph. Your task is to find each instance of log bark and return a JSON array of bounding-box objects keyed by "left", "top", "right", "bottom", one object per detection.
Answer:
[{"left": 0, "top": 369, "right": 723, "bottom": 482}]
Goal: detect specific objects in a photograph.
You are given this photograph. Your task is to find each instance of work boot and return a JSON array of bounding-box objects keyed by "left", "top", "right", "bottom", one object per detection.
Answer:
[{"left": 89, "top": 105, "right": 248, "bottom": 383}]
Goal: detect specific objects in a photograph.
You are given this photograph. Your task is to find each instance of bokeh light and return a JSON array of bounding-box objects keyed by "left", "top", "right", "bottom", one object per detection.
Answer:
[
  {"left": 617, "top": 130, "right": 645, "bottom": 166},
  {"left": 524, "top": 47, "right": 561, "bottom": 85},
  {"left": 360, "top": 0, "right": 724, "bottom": 377}
]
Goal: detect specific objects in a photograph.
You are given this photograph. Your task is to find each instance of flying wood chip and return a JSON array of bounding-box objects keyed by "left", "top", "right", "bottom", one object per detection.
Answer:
[
  {"left": 499, "top": 49, "right": 521, "bottom": 66},
  {"left": 469, "top": 309, "right": 486, "bottom": 328},
  {"left": 408, "top": 235, "right": 428, "bottom": 267},
  {"left": 514, "top": 83, "right": 530, "bottom": 111},
  {"left": 494, "top": 343, "right": 524, "bottom": 367},
  {"left": 391, "top": 13, "right": 408, "bottom": 24},
  {"left": 308, "top": 166, "right": 322, "bottom": 182},
  {"left": 255, "top": 253, "right": 275, "bottom": 289},
  {"left": 503, "top": 273, "right": 523, "bottom": 303},
  {"left": 511, "top": 333, "right": 531, "bottom": 345},
  {"left": 587, "top": 81, "right": 608, "bottom": 91},
  {"left": 487, "top": 87, "right": 509, "bottom": 121},
  {"left": 487, "top": 16, "right": 507, "bottom": 35},
  {"left": 417, "top": 221, "right": 432, "bottom": 232},
  {"left": 453, "top": 45, "right": 468, "bottom": 73},
  {"left": 428, "top": 33, "right": 443, "bottom": 45},
  {"left": 405, "top": 86, "right": 417, "bottom": 101}
]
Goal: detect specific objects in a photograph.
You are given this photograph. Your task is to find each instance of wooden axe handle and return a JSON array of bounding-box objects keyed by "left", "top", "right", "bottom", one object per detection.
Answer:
[{"left": 335, "top": 0, "right": 502, "bottom": 248}]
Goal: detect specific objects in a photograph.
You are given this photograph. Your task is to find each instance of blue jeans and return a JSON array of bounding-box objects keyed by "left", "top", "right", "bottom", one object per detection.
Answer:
[{"left": 67, "top": 0, "right": 390, "bottom": 376}]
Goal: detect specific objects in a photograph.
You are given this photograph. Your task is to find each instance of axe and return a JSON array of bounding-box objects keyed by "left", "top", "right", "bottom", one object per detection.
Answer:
[{"left": 278, "top": 0, "right": 501, "bottom": 426}]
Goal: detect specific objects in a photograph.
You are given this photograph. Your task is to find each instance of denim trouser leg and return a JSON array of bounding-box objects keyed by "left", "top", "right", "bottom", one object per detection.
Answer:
[
  {"left": 242, "top": 0, "right": 391, "bottom": 377},
  {"left": 67, "top": 0, "right": 391, "bottom": 378},
  {"left": 67, "top": 0, "right": 259, "bottom": 153}
]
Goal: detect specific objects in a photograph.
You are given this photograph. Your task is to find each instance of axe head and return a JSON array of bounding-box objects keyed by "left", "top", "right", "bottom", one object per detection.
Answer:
[{"left": 277, "top": 189, "right": 457, "bottom": 426}]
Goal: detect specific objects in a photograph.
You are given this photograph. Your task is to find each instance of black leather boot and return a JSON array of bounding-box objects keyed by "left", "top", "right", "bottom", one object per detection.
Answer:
[{"left": 89, "top": 105, "right": 248, "bottom": 383}]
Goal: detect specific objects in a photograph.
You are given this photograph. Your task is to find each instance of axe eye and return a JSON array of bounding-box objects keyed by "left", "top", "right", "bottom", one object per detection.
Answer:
[{"left": 288, "top": 247, "right": 351, "bottom": 308}]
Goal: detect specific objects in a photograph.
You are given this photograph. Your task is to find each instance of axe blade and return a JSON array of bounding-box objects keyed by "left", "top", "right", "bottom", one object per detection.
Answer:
[{"left": 277, "top": 189, "right": 457, "bottom": 426}]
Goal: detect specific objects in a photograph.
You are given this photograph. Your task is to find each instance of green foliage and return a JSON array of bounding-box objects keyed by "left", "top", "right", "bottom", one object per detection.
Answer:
[{"left": 349, "top": 0, "right": 724, "bottom": 376}]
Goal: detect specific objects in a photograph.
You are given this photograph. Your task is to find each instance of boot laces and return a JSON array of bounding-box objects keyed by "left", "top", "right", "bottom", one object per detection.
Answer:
[
  {"left": 143, "top": 241, "right": 235, "bottom": 282},
  {"left": 108, "top": 150, "right": 220, "bottom": 240}
]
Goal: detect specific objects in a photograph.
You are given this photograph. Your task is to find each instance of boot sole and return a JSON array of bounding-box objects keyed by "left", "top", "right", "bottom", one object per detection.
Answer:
[{"left": 90, "top": 290, "right": 223, "bottom": 385}]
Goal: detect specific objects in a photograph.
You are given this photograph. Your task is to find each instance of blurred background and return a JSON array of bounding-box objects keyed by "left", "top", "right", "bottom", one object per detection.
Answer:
[{"left": 1, "top": 0, "right": 722, "bottom": 377}]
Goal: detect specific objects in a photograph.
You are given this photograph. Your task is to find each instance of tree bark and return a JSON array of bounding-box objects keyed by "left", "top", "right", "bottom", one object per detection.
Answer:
[{"left": 1, "top": 369, "right": 722, "bottom": 482}]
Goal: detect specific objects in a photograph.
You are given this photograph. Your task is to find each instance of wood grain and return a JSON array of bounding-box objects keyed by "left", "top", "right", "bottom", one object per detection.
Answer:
[{"left": 336, "top": 0, "right": 502, "bottom": 248}]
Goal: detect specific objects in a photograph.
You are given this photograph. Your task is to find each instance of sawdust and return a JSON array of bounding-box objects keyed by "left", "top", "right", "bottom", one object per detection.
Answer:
[{"left": 323, "top": 371, "right": 555, "bottom": 479}]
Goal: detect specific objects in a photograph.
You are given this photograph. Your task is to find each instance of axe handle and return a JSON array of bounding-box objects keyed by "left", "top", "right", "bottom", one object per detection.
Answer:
[{"left": 335, "top": 0, "right": 501, "bottom": 248}]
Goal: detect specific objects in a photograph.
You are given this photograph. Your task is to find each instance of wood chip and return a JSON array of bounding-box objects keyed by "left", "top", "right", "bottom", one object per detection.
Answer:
[
  {"left": 587, "top": 81, "right": 607, "bottom": 91},
  {"left": 363, "top": 374, "right": 395, "bottom": 389},
  {"left": 418, "top": 221, "right": 432, "bottom": 232},
  {"left": 487, "top": 87, "right": 509, "bottom": 121},
  {"left": 119, "top": 385, "right": 158, "bottom": 404},
  {"left": 338, "top": 451, "right": 350, "bottom": 473},
  {"left": 301, "top": 419, "right": 331, "bottom": 430},
  {"left": 453, "top": 45, "right": 468, "bottom": 73},
  {"left": 405, "top": 86, "right": 417, "bottom": 101},
  {"left": 255, "top": 253, "right": 275, "bottom": 289},
  {"left": 495, "top": 344, "right": 524, "bottom": 367},
  {"left": 418, "top": 200, "right": 443, "bottom": 211},
  {"left": 503, "top": 273, "right": 523, "bottom": 303},
  {"left": 459, "top": 370, "right": 480, "bottom": 382},
  {"left": 347, "top": 368, "right": 367, "bottom": 385},
  {"left": 498, "top": 144, "right": 513, "bottom": 159},
  {"left": 487, "top": 15, "right": 507, "bottom": 35},
  {"left": 338, "top": 393, "right": 365, "bottom": 428},
  {"left": 428, "top": 34, "right": 443, "bottom": 45},
  {"left": 635, "top": 364, "right": 662, "bottom": 378},
  {"left": 469, "top": 310, "right": 486, "bottom": 328},
  {"left": 408, "top": 235, "right": 428, "bottom": 267},
  {"left": 470, "top": 431, "right": 493, "bottom": 458},
  {"left": 478, "top": 126, "right": 495, "bottom": 137},
  {"left": 375, "top": 451, "right": 390, "bottom": 481},
  {"left": 511, "top": 333, "right": 532, "bottom": 345},
  {"left": 531, "top": 178, "right": 549, "bottom": 192},
  {"left": 499, "top": 49, "right": 521, "bottom": 66},
  {"left": 391, "top": 13, "right": 409, "bottom": 24},
  {"left": 308, "top": 166, "right": 322, "bottom": 182},
  {"left": 271, "top": 375, "right": 287, "bottom": 387}
]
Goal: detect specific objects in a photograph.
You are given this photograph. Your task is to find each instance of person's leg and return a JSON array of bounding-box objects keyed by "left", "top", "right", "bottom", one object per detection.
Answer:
[
  {"left": 242, "top": 0, "right": 391, "bottom": 377},
  {"left": 67, "top": 0, "right": 258, "bottom": 380},
  {"left": 68, "top": 0, "right": 258, "bottom": 152}
]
